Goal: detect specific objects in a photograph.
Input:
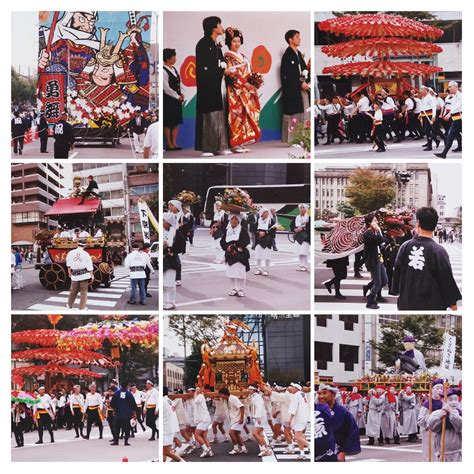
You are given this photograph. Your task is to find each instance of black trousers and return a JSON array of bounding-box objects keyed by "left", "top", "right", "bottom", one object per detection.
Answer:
[
  {"left": 13, "top": 136, "right": 24, "bottom": 154},
  {"left": 175, "top": 255, "right": 182, "bottom": 281},
  {"left": 441, "top": 119, "right": 462, "bottom": 155},
  {"left": 145, "top": 267, "right": 151, "bottom": 293},
  {"left": 40, "top": 134, "right": 48, "bottom": 152},
  {"left": 80, "top": 190, "right": 100, "bottom": 204},
  {"left": 135, "top": 405, "right": 146, "bottom": 431},
  {"left": 12, "top": 422, "right": 24, "bottom": 447},
  {"left": 113, "top": 418, "right": 131, "bottom": 443},
  {"left": 422, "top": 116, "right": 435, "bottom": 146},
  {"left": 373, "top": 124, "right": 385, "bottom": 150},
  {"left": 86, "top": 408, "right": 103, "bottom": 438},
  {"left": 145, "top": 410, "right": 158, "bottom": 438},
  {"left": 37, "top": 412, "right": 54, "bottom": 442},
  {"left": 72, "top": 407, "right": 83, "bottom": 437},
  {"left": 54, "top": 142, "right": 71, "bottom": 159},
  {"left": 107, "top": 412, "right": 116, "bottom": 437}
]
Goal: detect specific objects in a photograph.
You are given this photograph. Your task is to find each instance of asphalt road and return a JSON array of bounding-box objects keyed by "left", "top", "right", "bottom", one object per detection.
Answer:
[
  {"left": 346, "top": 435, "right": 423, "bottom": 462},
  {"left": 168, "top": 229, "right": 311, "bottom": 311},
  {"left": 11, "top": 138, "right": 154, "bottom": 160},
  {"left": 11, "top": 265, "right": 159, "bottom": 311},
  {"left": 315, "top": 139, "right": 462, "bottom": 160},
  {"left": 315, "top": 241, "right": 462, "bottom": 311},
  {"left": 11, "top": 427, "right": 158, "bottom": 462}
]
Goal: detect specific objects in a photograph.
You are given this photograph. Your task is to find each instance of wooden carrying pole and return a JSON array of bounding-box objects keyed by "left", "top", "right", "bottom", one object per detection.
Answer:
[
  {"left": 428, "top": 384, "right": 433, "bottom": 462},
  {"left": 440, "top": 381, "right": 449, "bottom": 462}
]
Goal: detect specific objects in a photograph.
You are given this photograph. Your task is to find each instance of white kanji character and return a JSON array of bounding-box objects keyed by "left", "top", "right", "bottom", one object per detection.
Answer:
[
  {"left": 314, "top": 410, "right": 328, "bottom": 439},
  {"left": 408, "top": 245, "right": 425, "bottom": 271}
]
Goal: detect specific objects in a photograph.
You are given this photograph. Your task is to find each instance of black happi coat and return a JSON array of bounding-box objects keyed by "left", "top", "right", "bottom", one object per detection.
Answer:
[
  {"left": 163, "top": 229, "right": 186, "bottom": 272},
  {"left": 220, "top": 226, "right": 251, "bottom": 272},
  {"left": 280, "top": 47, "right": 308, "bottom": 115},
  {"left": 391, "top": 236, "right": 462, "bottom": 310},
  {"left": 195, "top": 36, "right": 225, "bottom": 114},
  {"left": 210, "top": 213, "right": 229, "bottom": 240},
  {"left": 255, "top": 218, "right": 276, "bottom": 249},
  {"left": 290, "top": 217, "right": 310, "bottom": 245},
  {"left": 363, "top": 229, "right": 388, "bottom": 272},
  {"left": 181, "top": 213, "right": 195, "bottom": 239}
]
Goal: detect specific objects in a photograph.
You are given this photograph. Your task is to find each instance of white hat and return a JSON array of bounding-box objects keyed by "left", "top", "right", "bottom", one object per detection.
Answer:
[
  {"left": 146, "top": 380, "right": 154, "bottom": 386},
  {"left": 298, "top": 203, "right": 309, "bottom": 210},
  {"left": 187, "top": 387, "right": 196, "bottom": 392},
  {"left": 318, "top": 383, "right": 339, "bottom": 394},
  {"left": 291, "top": 382, "right": 302, "bottom": 390},
  {"left": 258, "top": 207, "right": 269, "bottom": 217},
  {"left": 248, "top": 385, "right": 258, "bottom": 391},
  {"left": 38, "top": 386, "right": 45, "bottom": 391},
  {"left": 168, "top": 199, "right": 182, "bottom": 212},
  {"left": 448, "top": 81, "right": 459, "bottom": 87}
]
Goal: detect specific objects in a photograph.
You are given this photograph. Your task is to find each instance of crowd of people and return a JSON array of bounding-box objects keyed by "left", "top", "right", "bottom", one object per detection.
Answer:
[
  {"left": 163, "top": 382, "right": 311, "bottom": 462},
  {"left": 315, "top": 380, "right": 462, "bottom": 462},
  {"left": 163, "top": 16, "right": 310, "bottom": 155},
  {"left": 11, "top": 108, "right": 159, "bottom": 159},
  {"left": 322, "top": 206, "right": 462, "bottom": 310},
  {"left": 163, "top": 199, "right": 310, "bottom": 309},
  {"left": 315, "top": 81, "right": 462, "bottom": 158},
  {"left": 11, "top": 380, "right": 159, "bottom": 448}
]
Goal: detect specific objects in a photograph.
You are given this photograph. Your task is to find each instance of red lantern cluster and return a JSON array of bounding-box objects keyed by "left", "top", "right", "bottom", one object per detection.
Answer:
[
  {"left": 321, "top": 38, "right": 443, "bottom": 59},
  {"left": 319, "top": 13, "right": 444, "bottom": 79},
  {"left": 319, "top": 13, "right": 444, "bottom": 39},
  {"left": 322, "top": 60, "right": 443, "bottom": 78}
]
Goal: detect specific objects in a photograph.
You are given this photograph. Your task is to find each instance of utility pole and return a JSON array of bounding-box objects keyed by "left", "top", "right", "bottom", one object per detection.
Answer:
[{"left": 123, "top": 164, "right": 132, "bottom": 251}]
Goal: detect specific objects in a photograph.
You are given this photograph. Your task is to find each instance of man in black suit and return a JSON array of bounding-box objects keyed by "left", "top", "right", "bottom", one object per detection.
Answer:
[
  {"left": 363, "top": 213, "right": 389, "bottom": 309},
  {"left": 79, "top": 175, "right": 100, "bottom": 204},
  {"left": 38, "top": 112, "right": 49, "bottom": 153},
  {"left": 194, "top": 16, "right": 231, "bottom": 157},
  {"left": 11, "top": 111, "right": 27, "bottom": 155},
  {"left": 53, "top": 113, "right": 75, "bottom": 159},
  {"left": 128, "top": 111, "right": 149, "bottom": 154}
]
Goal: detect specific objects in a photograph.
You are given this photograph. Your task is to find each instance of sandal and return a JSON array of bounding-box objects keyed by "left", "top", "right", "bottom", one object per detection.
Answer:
[
  {"left": 229, "top": 289, "right": 238, "bottom": 296},
  {"left": 237, "top": 290, "right": 245, "bottom": 297}
]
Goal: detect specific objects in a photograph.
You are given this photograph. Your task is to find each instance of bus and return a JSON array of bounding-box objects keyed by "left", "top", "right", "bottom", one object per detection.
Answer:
[{"left": 202, "top": 184, "right": 310, "bottom": 231}]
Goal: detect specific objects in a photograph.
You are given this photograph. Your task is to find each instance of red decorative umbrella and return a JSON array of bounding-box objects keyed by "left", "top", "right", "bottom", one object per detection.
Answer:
[
  {"left": 319, "top": 14, "right": 443, "bottom": 39},
  {"left": 12, "top": 329, "right": 62, "bottom": 347},
  {"left": 12, "top": 348, "right": 114, "bottom": 367},
  {"left": 321, "top": 38, "right": 443, "bottom": 59},
  {"left": 322, "top": 61, "right": 442, "bottom": 78},
  {"left": 12, "top": 363, "right": 103, "bottom": 379}
]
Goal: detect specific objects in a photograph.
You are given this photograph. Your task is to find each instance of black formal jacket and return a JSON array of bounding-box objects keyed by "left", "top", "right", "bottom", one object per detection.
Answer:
[
  {"left": 38, "top": 116, "right": 49, "bottom": 137},
  {"left": 363, "top": 229, "right": 387, "bottom": 272},
  {"left": 195, "top": 36, "right": 225, "bottom": 114},
  {"left": 128, "top": 117, "right": 149, "bottom": 134},
  {"left": 53, "top": 120, "right": 75, "bottom": 147},
  {"left": 280, "top": 47, "right": 308, "bottom": 115}
]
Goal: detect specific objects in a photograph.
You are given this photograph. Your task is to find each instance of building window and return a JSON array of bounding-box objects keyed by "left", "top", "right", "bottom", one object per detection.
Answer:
[
  {"left": 339, "top": 314, "right": 358, "bottom": 331},
  {"left": 316, "top": 315, "right": 332, "bottom": 327},
  {"left": 315, "top": 341, "right": 333, "bottom": 370},
  {"left": 339, "top": 344, "right": 359, "bottom": 372},
  {"left": 130, "top": 184, "right": 159, "bottom": 195}
]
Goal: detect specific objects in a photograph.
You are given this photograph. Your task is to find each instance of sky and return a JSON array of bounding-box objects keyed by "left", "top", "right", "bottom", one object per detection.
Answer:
[{"left": 314, "top": 163, "right": 462, "bottom": 216}]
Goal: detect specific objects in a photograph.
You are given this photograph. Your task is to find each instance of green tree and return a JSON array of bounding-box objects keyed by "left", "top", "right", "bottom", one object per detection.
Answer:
[
  {"left": 370, "top": 315, "right": 444, "bottom": 372},
  {"left": 452, "top": 326, "right": 462, "bottom": 369},
  {"left": 345, "top": 168, "right": 396, "bottom": 215},
  {"left": 168, "top": 315, "right": 226, "bottom": 349},
  {"left": 183, "top": 341, "right": 203, "bottom": 388},
  {"left": 11, "top": 68, "right": 36, "bottom": 105},
  {"left": 336, "top": 202, "right": 356, "bottom": 218}
]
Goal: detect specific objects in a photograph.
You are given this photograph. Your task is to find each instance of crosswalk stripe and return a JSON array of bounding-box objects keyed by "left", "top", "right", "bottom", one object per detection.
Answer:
[
  {"left": 45, "top": 296, "right": 117, "bottom": 308},
  {"left": 58, "top": 291, "right": 122, "bottom": 299}
]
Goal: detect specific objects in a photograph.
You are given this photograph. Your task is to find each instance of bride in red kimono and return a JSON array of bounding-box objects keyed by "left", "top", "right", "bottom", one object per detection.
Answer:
[{"left": 224, "top": 27, "right": 262, "bottom": 153}]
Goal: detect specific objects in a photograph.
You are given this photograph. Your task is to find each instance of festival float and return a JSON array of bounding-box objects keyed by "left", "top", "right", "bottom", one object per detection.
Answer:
[
  {"left": 34, "top": 176, "right": 116, "bottom": 291},
  {"left": 197, "top": 319, "right": 264, "bottom": 392},
  {"left": 319, "top": 13, "right": 444, "bottom": 97},
  {"left": 37, "top": 11, "right": 152, "bottom": 146},
  {"left": 316, "top": 208, "right": 414, "bottom": 262}
]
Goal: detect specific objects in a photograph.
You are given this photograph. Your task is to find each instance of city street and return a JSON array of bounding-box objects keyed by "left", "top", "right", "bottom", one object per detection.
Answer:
[
  {"left": 11, "top": 139, "right": 149, "bottom": 160},
  {"left": 315, "top": 140, "right": 462, "bottom": 160},
  {"left": 315, "top": 242, "right": 462, "bottom": 311},
  {"left": 347, "top": 435, "right": 422, "bottom": 462},
  {"left": 11, "top": 427, "right": 158, "bottom": 462},
  {"left": 11, "top": 265, "right": 159, "bottom": 311},
  {"left": 170, "top": 229, "right": 311, "bottom": 311}
]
